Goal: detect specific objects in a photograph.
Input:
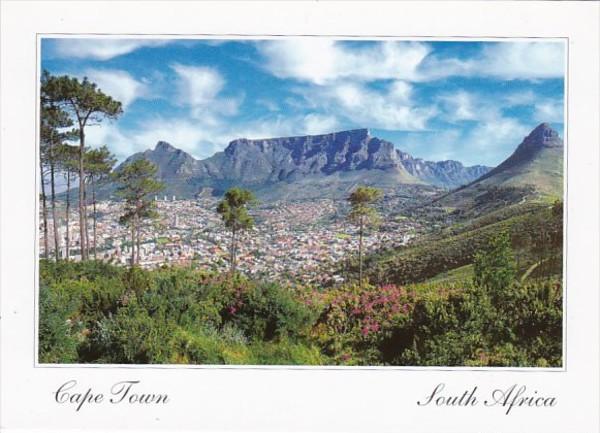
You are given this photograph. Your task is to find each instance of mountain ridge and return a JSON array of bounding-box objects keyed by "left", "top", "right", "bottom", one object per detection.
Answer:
[
  {"left": 437, "top": 122, "right": 564, "bottom": 211},
  {"left": 117, "top": 128, "right": 492, "bottom": 199}
]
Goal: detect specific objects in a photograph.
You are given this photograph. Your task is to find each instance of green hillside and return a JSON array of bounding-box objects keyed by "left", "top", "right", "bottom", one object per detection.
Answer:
[
  {"left": 437, "top": 123, "right": 564, "bottom": 214},
  {"left": 362, "top": 200, "right": 563, "bottom": 287}
]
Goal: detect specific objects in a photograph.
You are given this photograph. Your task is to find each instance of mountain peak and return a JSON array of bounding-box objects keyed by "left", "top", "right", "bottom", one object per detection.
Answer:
[
  {"left": 521, "top": 123, "right": 563, "bottom": 150},
  {"left": 155, "top": 141, "right": 176, "bottom": 152}
]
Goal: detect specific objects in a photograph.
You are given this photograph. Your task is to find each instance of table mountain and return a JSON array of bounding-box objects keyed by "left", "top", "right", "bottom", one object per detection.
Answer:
[{"left": 109, "top": 128, "right": 492, "bottom": 199}]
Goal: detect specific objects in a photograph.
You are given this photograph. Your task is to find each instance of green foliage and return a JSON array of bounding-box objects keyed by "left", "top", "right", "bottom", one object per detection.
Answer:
[
  {"left": 473, "top": 231, "right": 516, "bottom": 294},
  {"left": 40, "top": 70, "right": 123, "bottom": 125},
  {"left": 55, "top": 143, "right": 80, "bottom": 173},
  {"left": 347, "top": 186, "right": 382, "bottom": 226},
  {"left": 113, "top": 158, "right": 164, "bottom": 203},
  {"left": 39, "top": 261, "right": 323, "bottom": 365},
  {"left": 40, "top": 104, "right": 78, "bottom": 153},
  {"left": 315, "top": 278, "right": 562, "bottom": 367},
  {"left": 314, "top": 283, "right": 414, "bottom": 365},
  {"left": 38, "top": 219, "right": 562, "bottom": 367},
  {"left": 85, "top": 145, "right": 116, "bottom": 182},
  {"left": 347, "top": 185, "right": 383, "bottom": 287},
  {"left": 217, "top": 188, "right": 257, "bottom": 273},
  {"left": 216, "top": 188, "right": 256, "bottom": 232},
  {"left": 222, "top": 280, "right": 318, "bottom": 341},
  {"left": 365, "top": 202, "right": 562, "bottom": 286},
  {"left": 41, "top": 69, "right": 123, "bottom": 261},
  {"left": 38, "top": 282, "right": 82, "bottom": 363},
  {"left": 113, "top": 158, "right": 164, "bottom": 266}
]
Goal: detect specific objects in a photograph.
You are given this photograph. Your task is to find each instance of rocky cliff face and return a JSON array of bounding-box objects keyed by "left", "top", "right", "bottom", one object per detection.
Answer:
[
  {"left": 115, "top": 128, "right": 493, "bottom": 198},
  {"left": 206, "top": 129, "right": 416, "bottom": 184},
  {"left": 398, "top": 150, "right": 490, "bottom": 189},
  {"left": 122, "top": 141, "right": 201, "bottom": 177}
]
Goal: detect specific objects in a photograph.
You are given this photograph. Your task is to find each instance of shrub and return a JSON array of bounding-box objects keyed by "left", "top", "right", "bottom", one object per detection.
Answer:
[
  {"left": 219, "top": 280, "right": 319, "bottom": 341},
  {"left": 315, "top": 283, "right": 415, "bottom": 365},
  {"left": 473, "top": 231, "right": 516, "bottom": 295},
  {"left": 38, "top": 260, "right": 561, "bottom": 367},
  {"left": 38, "top": 282, "right": 83, "bottom": 363}
]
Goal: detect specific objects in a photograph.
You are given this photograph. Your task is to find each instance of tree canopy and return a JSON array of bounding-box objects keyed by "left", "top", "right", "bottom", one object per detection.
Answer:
[
  {"left": 217, "top": 188, "right": 257, "bottom": 233},
  {"left": 41, "top": 70, "right": 123, "bottom": 126},
  {"left": 114, "top": 159, "right": 164, "bottom": 266},
  {"left": 348, "top": 186, "right": 383, "bottom": 225}
]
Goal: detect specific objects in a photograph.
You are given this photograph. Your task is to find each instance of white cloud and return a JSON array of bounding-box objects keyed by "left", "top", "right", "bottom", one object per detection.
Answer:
[
  {"left": 438, "top": 91, "right": 478, "bottom": 122},
  {"left": 460, "top": 116, "right": 531, "bottom": 165},
  {"left": 258, "top": 40, "right": 565, "bottom": 84},
  {"left": 131, "top": 118, "right": 224, "bottom": 159},
  {"left": 431, "top": 89, "right": 536, "bottom": 164},
  {"left": 71, "top": 40, "right": 565, "bottom": 168},
  {"left": 303, "top": 114, "right": 339, "bottom": 135},
  {"left": 258, "top": 40, "right": 430, "bottom": 85},
  {"left": 84, "top": 117, "right": 221, "bottom": 161},
  {"left": 83, "top": 69, "right": 147, "bottom": 109},
  {"left": 503, "top": 90, "right": 537, "bottom": 106},
  {"left": 222, "top": 113, "right": 340, "bottom": 142},
  {"left": 533, "top": 100, "right": 564, "bottom": 123},
  {"left": 51, "top": 38, "right": 169, "bottom": 60},
  {"left": 467, "top": 116, "right": 529, "bottom": 150},
  {"left": 403, "top": 116, "right": 530, "bottom": 167},
  {"left": 421, "top": 41, "right": 565, "bottom": 81},
  {"left": 84, "top": 123, "right": 135, "bottom": 160},
  {"left": 172, "top": 64, "right": 224, "bottom": 107},
  {"left": 300, "top": 80, "right": 435, "bottom": 131},
  {"left": 479, "top": 42, "right": 565, "bottom": 80},
  {"left": 397, "top": 129, "right": 464, "bottom": 162},
  {"left": 171, "top": 63, "right": 242, "bottom": 120},
  {"left": 503, "top": 90, "right": 564, "bottom": 123}
]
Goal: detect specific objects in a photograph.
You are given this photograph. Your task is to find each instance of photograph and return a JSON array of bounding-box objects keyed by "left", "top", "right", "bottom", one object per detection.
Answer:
[{"left": 37, "top": 37, "right": 565, "bottom": 367}]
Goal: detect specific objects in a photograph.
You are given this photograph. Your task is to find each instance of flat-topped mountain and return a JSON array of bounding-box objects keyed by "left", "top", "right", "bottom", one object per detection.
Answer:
[
  {"left": 116, "top": 128, "right": 492, "bottom": 199},
  {"left": 214, "top": 128, "right": 415, "bottom": 182}
]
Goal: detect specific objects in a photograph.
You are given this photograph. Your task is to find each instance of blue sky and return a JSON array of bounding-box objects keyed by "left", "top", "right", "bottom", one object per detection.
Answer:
[{"left": 41, "top": 38, "right": 565, "bottom": 167}]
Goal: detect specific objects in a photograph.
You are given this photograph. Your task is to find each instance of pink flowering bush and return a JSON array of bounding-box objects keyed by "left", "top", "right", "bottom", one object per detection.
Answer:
[{"left": 314, "top": 283, "right": 416, "bottom": 365}]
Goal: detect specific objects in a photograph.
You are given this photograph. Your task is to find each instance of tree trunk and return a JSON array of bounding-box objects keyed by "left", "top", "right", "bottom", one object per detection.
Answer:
[
  {"left": 230, "top": 228, "right": 236, "bottom": 276},
  {"left": 50, "top": 160, "right": 60, "bottom": 261},
  {"left": 65, "top": 171, "right": 71, "bottom": 261},
  {"left": 136, "top": 213, "right": 141, "bottom": 265},
  {"left": 78, "top": 128, "right": 87, "bottom": 261},
  {"left": 83, "top": 183, "right": 90, "bottom": 257},
  {"left": 131, "top": 222, "right": 136, "bottom": 267},
  {"left": 92, "top": 176, "right": 97, "bottom": 260},
  {"left": 358, "top": 216, "right": 364, "bottom": 288},
  {"left": 40, "top": 162, "right": 49, "bottom": 260}
]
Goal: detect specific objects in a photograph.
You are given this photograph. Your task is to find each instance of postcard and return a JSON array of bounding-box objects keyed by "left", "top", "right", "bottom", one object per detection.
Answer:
[{"left": 1, "top": 1, "right": 598, "bottom": 432}]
